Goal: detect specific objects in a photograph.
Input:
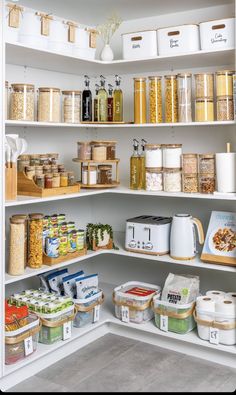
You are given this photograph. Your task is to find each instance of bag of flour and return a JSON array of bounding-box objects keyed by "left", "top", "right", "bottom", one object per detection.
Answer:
[{"left": 161, "top": 273, "right": 199, "bottom": 304}]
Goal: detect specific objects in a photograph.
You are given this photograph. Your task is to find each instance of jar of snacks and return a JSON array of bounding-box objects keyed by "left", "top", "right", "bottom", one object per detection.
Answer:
[
  {"left": 216, "top": 96, "right": 234, "bottom": 121},
  {"left": 91, "top": 141, "right": 107, "bottom": 161},
  {"left": 145, "top": 144, "right": 162, "bottom": 168},
  {"left": 68, "top": 171, "right": 75, "bottom": 186},
  {"left": 82, "top": 166, "right": 97, "bottom": 185},
  {"left": 148, "top": 76, "right": 162, "bottom": 123},
  {"left": 145, "top": 168, "right": 163, "bottom": 191},
  {"left": 52, "top": 173, "right": 60, "bottom": 188},
  {"left": 25, "top": 166, "right": 35, "bottom": 180},
  {"left": 18, "top": 155, "right": 30, "bottom": 172},
  {"left": 35, "top": 175, "right": 45, "bottom": 188},
  {"left": 45, "top": 174, "right": 53, "bottom": 188},
  {"left": 10, "top": 83, "right": 35, "bottom": 121},
  {"left": 164, "top": 75, "right": 178, "bottom": 123},
  {"left": 195, "top": 98, "right": 214, "bottom": 122},
  {"left": 162, "top": 144, "right": 182, "bottom": 169},
  {"left": 8, "top": 217, "right": 25, "bottom": 276},
  {"left": 60, "top": 172, "right": 68, "bottom": 187},
  {"left": 38, "top": 87, "right": 61, "bottom": 122},
  {"left": 216, "top": 70, "right": 234, "bottom": 96},
  {"left": 98, "top": 165, "right": 112, "bottom": 184},
  {"left": 28, "top": 213, "right": 43, "bottom": 268},
  {"left": 62, "top": 90, "right": 81, "bottom": 123},
  {"left": 30, "top": 154, "right": 41, "bottom": 166},
  {"left": 106, "top": 141, "right": 116, "bottom": 160},
  {"left": 199, "top": 174, "right": 215, "bottom": 194},
  {"left": 163, "top": 168, "right": 182, "bottom": 192},
  {"left": 51, "top": 165, "right": 58, "bottom": 173},
  {"left": 199, "top": 154, "right": 215, "bottom": 174},
  {"left": 5, "top": 81, "right": 8, "bottom": 119},
  {"left": 182, "top": 154, "right": 198, "bottom": 174},
  {"left": 11, "top": 214, "right": 28, "bottom": 268},
  {"left": 194, "top": 73, "right": 214, "bottom": 98},
  {"left": 177, "top": 73, "right": 192, "bottom": 123},
  {"left": 134, "top": 78, "right": 147, "bottom": 124},
  {"left": 182, "top": 174, "right": 198, "bottom": 193},
  {"left": 77, "top": 142, "right": 91, "bottom": 160}
]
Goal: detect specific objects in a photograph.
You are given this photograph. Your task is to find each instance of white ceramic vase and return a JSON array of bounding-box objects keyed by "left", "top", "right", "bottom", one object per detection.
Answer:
[{"left": 101, "top": 44, "right": 114, "bottom": 61}]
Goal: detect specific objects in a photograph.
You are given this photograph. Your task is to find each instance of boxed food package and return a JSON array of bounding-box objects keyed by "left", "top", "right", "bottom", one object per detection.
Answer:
[
  {"left": 122, "top": 30, "right": 158, "bottom": 60},
  {"left": 199, "top": 18, "right": 235, "bottom": 51},
  {"left": 157, "top": 24, "right": 200, "bottom": 56}
]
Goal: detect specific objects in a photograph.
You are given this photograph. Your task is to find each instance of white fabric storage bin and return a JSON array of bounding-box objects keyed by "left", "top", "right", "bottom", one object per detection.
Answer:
[
  {"left": 122, "top": 30, "right": 158, "bottom": 60},
  {"left": 199, "top": 18, "right": 235, "bottom": 51},
  {"left": 157, "top": 24, "right": 200, "bottom": 56},
  {"left": 48, "top": 18, "right": 72, "bottom": 55},
  {"left": 19, "top": 10, "right": 48, "bottom": 50}
]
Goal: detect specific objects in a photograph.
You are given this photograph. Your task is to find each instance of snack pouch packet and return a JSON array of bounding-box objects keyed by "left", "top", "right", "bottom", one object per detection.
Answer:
[
  {"left": 47, "top": 269, "right": 68, "bottom": 295},
  {"left": 161, "top": 273, "right": 199, "bottom": 305},
  {"left": 76, "top": 274, "right": 98, "bottom": 299},
  {"left": 62, "top": 270, "right": 85, "bottom": 298}
]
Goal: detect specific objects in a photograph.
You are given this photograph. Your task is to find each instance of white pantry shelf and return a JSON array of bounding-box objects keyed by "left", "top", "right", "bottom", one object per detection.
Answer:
[{"left": 6, "top": 42, "right": 235, "bottom": 76}]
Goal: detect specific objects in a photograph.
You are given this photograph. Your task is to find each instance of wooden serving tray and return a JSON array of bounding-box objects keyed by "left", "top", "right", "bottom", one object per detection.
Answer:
[
  {"left": 17, "top": 171, "right": 80, "bottom": 197},
  {"left": 43, "top": 248, "right": 87, "bottom": 266}
]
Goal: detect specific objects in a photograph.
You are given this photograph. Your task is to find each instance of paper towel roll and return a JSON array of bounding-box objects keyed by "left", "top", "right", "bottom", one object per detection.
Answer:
[
  {"left": 226, "top": 292, "right": 236, "bottom": 302},
  {"left": 206, "top": 290, "right": 225, "bottom": 302},
  {"left": 215, "top": 300, "right": 236, "bottom": 346},
  {"left": 216, "top": 153, "right": 236, "bottom": 193},
  {"left": 196, "top": 297, "right": 215, "bottom": 341},
  {"left": 215, "top": 299, "right": 236, "bottom": 317}
]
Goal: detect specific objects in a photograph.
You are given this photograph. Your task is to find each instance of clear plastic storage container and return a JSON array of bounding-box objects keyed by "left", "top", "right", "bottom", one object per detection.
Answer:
[
  {"left": 177, "top": 73, "right": 192, "bottom": 123},
  {"left": 73, "top": 291, "right": 104, "bottom": 328},
  {"left": 63, "top": 90, "right": 81, "bottom": 123},
  {"left": 10, "top": 83, "right": 35, "bottom": 121},
  {"left": 38, "top": 87, "right": 61, "bottom": 122}
]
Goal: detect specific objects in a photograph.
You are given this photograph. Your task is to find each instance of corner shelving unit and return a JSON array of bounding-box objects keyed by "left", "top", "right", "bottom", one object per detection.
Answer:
[{"left": 1, "top": 0, "right": 236, "bottom": 390}]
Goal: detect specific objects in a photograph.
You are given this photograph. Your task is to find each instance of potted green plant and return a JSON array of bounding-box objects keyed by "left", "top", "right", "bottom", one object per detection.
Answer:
[{"left": 86, "top": 223, "right": 118, "bottom": 251}]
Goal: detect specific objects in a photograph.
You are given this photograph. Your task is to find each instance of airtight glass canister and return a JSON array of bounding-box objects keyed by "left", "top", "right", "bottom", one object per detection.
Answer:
[
  {"left": 38, "top": 87, "right": 61, "bottom": 122},
  {"left": 145, "top": 144, "right": 162, "bottom": 168},
  {"left": 217, "top": 96, "right": 234, "bottom": 121},
  {"left": 148, "top": 76, "right": 162, "bottom": 123},
  {"left": 163, "top": 168, "right": 182, "bottom": 192},
  {"left": 216, "top": 70, "right": 234, "bottom": 97},
  {"left": 165, "top": 75, "right": 178, "bottom": 123},
  {"left": 195, "top": 98, "right": 214, "bottom": 122},
  {"left": 10, "top": 83, "right": 35, "bottom": 121},
  {"left": 62, "top": 90, "right": 81, "bottom": 123},
  {"left": 145, "top": 168, "right": 163, "bottom": 191},
  {"left": 82, "top": 166, "right": 97, "bottom": 185},
  {"left": 182, "top": 174, "right": 198, "bottom": 193},
  {"left": 5, "top": 81, "right": 8, "bottom": 119},
  {"left": 162, "top": 144, "right": 182, "bottom": 169},
  {"left": 8, "top": 217, "right": 25, "bottom": 276},
  {"left": 77, "top": 141, "right": 91, "bottom": 160},
  {"left": 134, "top": 78, "right": 147, "bottom": 124},
  {"left": 28, "top": 213, "right": 43, "bottom": 269},
  {"left": 177, "top": 73, "right": 192, "bottom": 123},
  {"left": 182, "top": 154, "right": 198, "bottom": 174},
  {"left": 194, "top": 73, "right": 214, "bottom": 98}
]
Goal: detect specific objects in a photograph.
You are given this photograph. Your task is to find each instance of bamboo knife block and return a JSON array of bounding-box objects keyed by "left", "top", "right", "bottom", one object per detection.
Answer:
[{"left": 5, "top": 163, "right": 17, "bottom": 201}]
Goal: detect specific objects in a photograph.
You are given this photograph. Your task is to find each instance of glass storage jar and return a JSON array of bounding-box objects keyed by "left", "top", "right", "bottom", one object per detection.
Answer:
[
  {"left": 25, "top": 165, "right": 35, "bottom": 180},
  {"left": 58, "top": 164, "right": 65, "bottom": 173},
  {"left": 199, "top": 154, "right": 215, "bottom": 174},
  {"left": 30, "top": 154, "right": 41, "bottom": 166},
  {"left": 145, "top": 144, "right": 162, "bottom": 168},
  {"left": 10, "top": 83, "right": 35, "bottom": 121},
  {"left": 51, "top": 165, "right": 58, "bottom": 173},
  {"left": 67, "top": 171, "right": 75, "bottom": 186},
  {"left": 35, "top": 175, "right": 45, "bottom": 188},
  {"left": 194, "top": 73, "right": 214, "bottom": 98},
  {"left": 182, "top": 154, "right": 198, "bottom": 174},
  {"left": 134, "top": 78, "right": 147, "bottom": 124},
  {"left": 77, "top": 141, "right": 91, "bottom": 160},
  {"left": 43, "top": 165, "right": 52, "bottom": 174},
  {"left": 45, "top": 174, "right": 53, "bottom": 188},
  {"left": 52, "top": 173, "right": 60, "bottom": 188},
  {"left": 40, "top": 154, "right": 50, "bottom": 166},
  {"left": 8, "top": 217, "right": 25, "bottom": 276},
  {"left": 35, "top": 165, "right": 43, "bottom": 177},
  {"left": 199, "top": 174, "right": 215, "bottom": 194},
  {"left": 145, "top": 168, "right": 163, "bottom": 191},
  {"left": 177, "top": 73, "right": 192, "bottom": 123},
  {"left": 182, "top": 174, "right": 198, "bottom": 193},
  {"left": 60, "top": 172, "right": 68, "bottom": 187},
  {"left": 195, "top": 98, "right": 214, "bottom": 122},
  {"left": 106, "top": 141, "right": 116, "bottom": 160},
  {"left": 5, "top": 81, "right": 8, "bottom": 119},
  {"left": 165, "top": 75, "right": 178, "bottom": 123},
  {"left": 217, "top": 96, "right": 234, "bottom": 121},
  {"left": 82, "top": 166, "right": 97, "bottom": 185},
  {"left": 148, "top": 76, "right": 162, "bottom": 123},
  {"left": 48, "top": 153, "right": 59, "bottom": 165},
  {"left": 163, "top": 168, "right": 182, "bottom": 192},
  {"left": 38, "top": 87, "right": 61, "bottom": 122},
  {"left": 11, "top": 214, "right": 28, "bottom": 268},
  {"left": 91, "top": 141, "right": 107, "bottom": 161},
  {"left": 162, "top": 144, "right": 182, "bottom": 169},
  {"left": 98, "top": 165, "right": 112, "bottom": 184},
  {"left": 17, "top": 155, "right": 30, "bottom": 172},
  {"left": 28, "top": 213, "right": 43, "bottom": 269},
  {"left": 216, "top": 70, "right": 234, "bottom": 97},
  {"left": 62, "top": 90, "right": 81, "bottom": 123}
]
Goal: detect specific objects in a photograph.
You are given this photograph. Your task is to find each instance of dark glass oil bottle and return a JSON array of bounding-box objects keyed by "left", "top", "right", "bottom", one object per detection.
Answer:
[
  {"left": 107, "top": 84, "right": 113, "bottom": 122},
  {"left": 82, "top": 75, "right": 92, "bottom": 122}
]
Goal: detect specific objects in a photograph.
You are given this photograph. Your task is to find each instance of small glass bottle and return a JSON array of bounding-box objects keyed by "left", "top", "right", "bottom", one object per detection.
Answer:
[
  {"left": 130, "top": 139, "right": 141, "bottom": 190},
  {"left": 107, "top": 84, "right": 113, "bottom": 122},
  {"left": 60, "top": 172, "right": 68, "bottom": 187},
  {"left": 82, "top": 75, "right": 92, "bottom": 122},
  {"left": 165, "top": 75, "right": 178, "bottom": 123},
  {"left": 93, "top": 83, "right": 99, "bottom": 122},
  {"left": 134, "top": 78, "right": 146, "bottom": 124},
  {"left": 52, "top": 173, "right": 60, "bottom": 188},
  {"left": 113, "top": 75, "right": 123, "bottom": 122},
  {"left": 25, "top": 166, "right": 35, "bottom": 180},
  {"left": 45, "top": 173, "right": 53, "bottom": 188},
  {"left": 98, "top": 75, "right": 108, "bottom": 122},
  {"left": 28, "top": 213, "right": 43, "bottom": 269},
  {"left": 148, "top": 76, "right": 162, "bottom": 123}
]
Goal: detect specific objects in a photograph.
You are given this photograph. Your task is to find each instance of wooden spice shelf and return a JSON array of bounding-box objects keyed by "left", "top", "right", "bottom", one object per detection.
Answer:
[
  {"left": 81, "top": 121, "right": 127, "bottom": 124},
  {"left": 72, "top": 158, "right": 120, "bottom": 163},
  {"left": 79, "top": 182, "right": 120, "bottom": 189},
  {"left": 43, "top": 248, "right": 87, "bottom": 266},
  {"left": 17, "top": 171, "right": 80, "bottom": 197}
]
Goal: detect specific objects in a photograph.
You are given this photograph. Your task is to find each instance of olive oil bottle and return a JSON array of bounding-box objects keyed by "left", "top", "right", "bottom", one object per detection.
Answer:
[
  {"left": 113, "top": 75, "right": 123, "bottom": 122},
  {"left": 82, "top": 75, "right": 92, "bottom": 122},
  {"left": 98, "top": 75, "right": 108, "bottom": 122},
  {"left": 107, "top": 84, "right": 113, "bottom": 122},
  {"left": 93, "top": 83, "right": 99, "bottom": 122},
  {"left": 140, "top": 138, "right": 147, "bottom": 189},
  {"left": 130, "top": 139, "right": 142, "bottom": 190}
]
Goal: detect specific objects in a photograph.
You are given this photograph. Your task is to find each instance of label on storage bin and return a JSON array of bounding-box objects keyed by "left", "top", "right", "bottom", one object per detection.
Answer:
[
  {"left": 209, "top": 327, "right": 219, "bottom": 345},
  {"left": 121, "top": 306, "right": 130, "bottom": 323},
  {"left": 160, "top": 315, "right": 168, "bottom": 332},
  {"left": 93, "top": 305, "right": 100, "bottom": 323},
  {"left": 24, "top": 336, "right": 34, "bottom": 356},
  {"left": 63, "top": 321, "right": 72, "bottom": 340}
]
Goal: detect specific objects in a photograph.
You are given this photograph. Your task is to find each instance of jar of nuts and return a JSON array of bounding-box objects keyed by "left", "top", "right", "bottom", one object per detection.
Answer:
[
  {"left": 10, "top": 83, "right": 35, "bottom": 121},
  {"left": 199, "top": 174, "right": 215, "bottom": 194},
  {"left": 199, "top": 154, "right": 215, "bottom": 174},
  {"left": 164, "top": 75, "right": 178, "bottom": 123},
  {"left": 38, "top": 87, "right": 61, "bottom": 122},
  {"left": 28, "top": 213, "right": 43, "bottom": 269},
  {"left": 182, "top": 174, "right": 198, "bottom": 193},
  {"left": 182, "top": 154, "right": 198, "bottom": 174},
  {"left": 148, "top": 76, "right": 162, "bottom": 123},
  {"left": 217, "top": 96, "right": 234, "bottom": 121}
]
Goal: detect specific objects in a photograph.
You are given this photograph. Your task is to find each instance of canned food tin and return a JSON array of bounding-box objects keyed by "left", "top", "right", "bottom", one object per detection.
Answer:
[{"left": 46, "top": 237, "right": 60, "bottom": 258}]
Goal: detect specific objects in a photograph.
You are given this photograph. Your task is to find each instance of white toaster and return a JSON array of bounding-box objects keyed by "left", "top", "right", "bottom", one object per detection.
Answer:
[{"left": 125, "top": 215, "right": 172, "bottom": 255}]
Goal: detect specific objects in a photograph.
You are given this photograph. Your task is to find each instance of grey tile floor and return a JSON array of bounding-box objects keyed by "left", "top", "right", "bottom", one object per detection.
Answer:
[{"left": 8, "top": 334, "right": 236, "bottom": 393}]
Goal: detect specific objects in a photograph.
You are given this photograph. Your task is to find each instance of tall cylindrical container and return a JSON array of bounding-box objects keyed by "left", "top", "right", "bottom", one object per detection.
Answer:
[
  {"left": 28, "top": 213, "right": 43, "bottom": 268},
  {"left": 148, "top": 76, "right": 162, "bottom": 123},
  {"left": 8, "top": 217, "right": 25, "bottom": 276},
  {"left": 134, "top": 78, "right": 147, "bottom": 124},
  {"left": 165, "top": 75, "right": 178, "bottom": 123},
  {"left": 216, "top": 152, "right": 236, "bottom": 193},
  {"left": 177, "top": 73, "right": 192, "bottom": 122}
]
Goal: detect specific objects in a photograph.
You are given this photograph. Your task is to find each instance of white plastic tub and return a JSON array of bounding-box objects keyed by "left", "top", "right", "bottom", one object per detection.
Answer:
[
  {"left": 157, "top": 24, "right": 200, "bottom": 56},
  {"left": 48, "top": 18, "right": 72, "bottom": 55},
  {"left": 113, "top": 281, "right": 161, "bottom": 324},
  {"left": 19, "top": 10, "right": 49, "bottom": 50},
  {"left": 122, "top": 30, "right": 158, "bottom": 60},
  {"left": 199, "top": 18, "right": 235, "bottom": 51},
  {"left": 73, "top": 290, "right": 104, "bottom": 328},
  {"left": 73, "top": 28, "right": 96, "bottom": 59}
]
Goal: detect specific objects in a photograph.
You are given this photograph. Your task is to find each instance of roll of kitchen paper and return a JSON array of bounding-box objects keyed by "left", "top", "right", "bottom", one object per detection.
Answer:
[
  {"left": 226, "top": 292, "right": 236, "bottom": 302},
  {"left": 206, "top": 290, "right": 226, "bottom": 302},
  {"left": 216, "top": 153, "right": 236, "bottom": 193},
  {"left": 215, "top": 299, "right": 236, "bottom": 346},
  {"left": 215, "top": 299, "right": 236, "bottom": 317}
]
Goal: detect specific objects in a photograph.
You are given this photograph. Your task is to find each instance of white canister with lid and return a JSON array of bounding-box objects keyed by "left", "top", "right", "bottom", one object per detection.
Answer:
[
  {"left": 48, "top": 18, "right": 71, "bottom": 54},
  {"left": 73, "top": 27, "right": 96, "bottom": 59},
  {"left": 145, "top": 144, "right": 162, "bottom": 168},
  {"left": 162, "top": 144, "right": 182, "bottom": 168},
  {"left": 19, "top": 10, "right": 49, "bottom": 49}
]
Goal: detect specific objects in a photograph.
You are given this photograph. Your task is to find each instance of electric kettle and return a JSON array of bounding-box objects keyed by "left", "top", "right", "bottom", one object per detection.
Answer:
[{"left": 170, "top": 214, "right": 204, "bottom": 260}]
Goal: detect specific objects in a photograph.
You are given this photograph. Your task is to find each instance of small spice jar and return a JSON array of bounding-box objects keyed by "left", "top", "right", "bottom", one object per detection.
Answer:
[
  {"left": 199, "top": 154, "right": 215, "bottom": 174},
  {"left": 47, "top": 153, "right": 59, "bottom": 165},
  {"left": 17, "top": 154, "right": 30, "bottom": 172},
  {"left": 106, "top": 141, "right": 116, "bottom": 160},
  {"left": 82, "top": 166, "right": 97, "bottom": 185},
  {"left": 148, "top": 76, "right": 162, "bottom": 123},
  {"left": 62, "top": 90, "right": 81, "bottom": 123},
  {"left": 60, "top": 172, "right": 68, "bottom": 187},
  {"left": 217, "top": 96, "right": 234, "bottom": 121},
  {"left": 25, "top": 165, "right": 35, "bottom": 180},
  {"left": 38, "top": 87, "right": 61, "bottom": 122},
  {"left": 40, "top": 154, "right": 50, "bottom": 166},
  {"left": 182, "top": 154, "right": 198, "bottom": 174},
  {"left": 58, "top": 164, "right": 65, "bottom": 173},
  {"left": 52, "top": 173, "right": 60, "bottom": 188},
  {"left": 216, "top": 70, "right": 234, "bottom": 97},
  {"left": 98, "top": 165, "right": 112, "bottom": 184},
  {"left": 194, "top": 73, "right": 214, "bottom": 98},
  {"left": 28, "top": 213, "right": 43, "bottom": 269},
  {"left": 67, "top": 171, "right": 75, "bottom": 186},
  {"left": 165, "top": 75, "right": 178, "bottom": 123},
  {"left": 177, "top": 73, "right": 192, "bottom": 123},
  {"left": 91, "top": 141, "right": 107, "bottom": 161},
  {"left": 35, "top": 174, "right": 45, "bottom": 188},
  {"left": 134, "top": 77, "right": 147, "bottom": 124},
  {"left": 35, "top": 165, "right": 43, "bottom": 176},
  {"left": 8, "top": 217, "right": 25, "bottom": 276},
  {"left": 145, "top": 144, "right": 162, "bottom": 168},
  {"left": 77, "top": 142, "right": 92, "bottom": 160},
  {"left": 30, "top": 154, "right": 41, "bottom": 166},
  {"left": 43, "top": 164, "right": 52, "bottom": 174},
  {"left": 162, "top": 144, "right": 182, "bottom": 169},
  {"left": 195, "top": 98, "right": 214, "bottom": 122},
  {"left": 51, "top": 165, "right": 58, "bottom": 173},
  {"left": 45, "top": 173, "right": 53, "bottom": 188},
  {"left": 199, "top": 174, "right": 215, "bottom": 194},
  {"left": 163, "top": 168, "right": 182, "bottom": 192},
  {"left": 182, "top": 174, "right": 198, "bottom": 193},
  {"left": 10, "top": 83, "right": 35, "bottom": 121},
  {"left": 145, "top": 168, "right": 163, "bottom": 191}
]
